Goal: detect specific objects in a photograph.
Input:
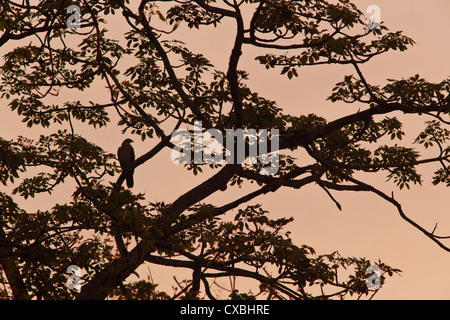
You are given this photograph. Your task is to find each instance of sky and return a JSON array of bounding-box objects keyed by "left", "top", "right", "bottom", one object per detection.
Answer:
[{"left": 1, "top": 0, "right": 450, "bottom": 299}]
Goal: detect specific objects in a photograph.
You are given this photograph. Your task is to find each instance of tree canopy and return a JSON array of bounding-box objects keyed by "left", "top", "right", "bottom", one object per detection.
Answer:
[{"left": 0, "top": 0, "right": 449, "bottom": 300}]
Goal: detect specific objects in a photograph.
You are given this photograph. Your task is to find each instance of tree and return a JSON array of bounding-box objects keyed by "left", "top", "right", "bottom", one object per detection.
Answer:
[{"left": 0, "top": 0, "right": 448, "bottom": 300}]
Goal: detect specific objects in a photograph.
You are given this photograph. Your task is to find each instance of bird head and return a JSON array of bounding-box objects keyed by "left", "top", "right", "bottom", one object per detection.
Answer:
[{"left": 122, "top": 138, "right": 134, "bottom": 145}]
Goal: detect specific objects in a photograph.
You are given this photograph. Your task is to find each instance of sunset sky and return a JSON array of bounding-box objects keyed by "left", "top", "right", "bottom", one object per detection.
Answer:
[{"left": 1, "top": 0, "right": 450, "bottom": 299}]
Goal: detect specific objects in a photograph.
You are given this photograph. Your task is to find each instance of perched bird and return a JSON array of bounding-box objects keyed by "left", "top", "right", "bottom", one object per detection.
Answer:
[{"left": 117, "top": 138, "right": 135, "bottom": 188}]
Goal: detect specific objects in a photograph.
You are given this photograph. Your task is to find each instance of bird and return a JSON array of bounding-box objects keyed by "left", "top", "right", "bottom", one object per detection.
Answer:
[{"left": 117, "top": 138, "right": 135, "bottom": 188}]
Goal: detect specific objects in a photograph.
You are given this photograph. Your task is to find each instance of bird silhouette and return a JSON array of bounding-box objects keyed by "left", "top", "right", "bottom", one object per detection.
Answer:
[{"left": 117, "top": 138, "right": 135, "bottom": 188}]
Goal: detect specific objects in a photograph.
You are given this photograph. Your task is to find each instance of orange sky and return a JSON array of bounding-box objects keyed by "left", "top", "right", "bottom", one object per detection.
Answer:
[{"left": 1, "top": 0, "right": 450, "bottom": 299}]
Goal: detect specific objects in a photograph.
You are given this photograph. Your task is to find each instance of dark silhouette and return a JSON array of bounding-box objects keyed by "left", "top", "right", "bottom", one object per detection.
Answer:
[{"left": 118, "top": 138, "right": 135, "bottom": 188}]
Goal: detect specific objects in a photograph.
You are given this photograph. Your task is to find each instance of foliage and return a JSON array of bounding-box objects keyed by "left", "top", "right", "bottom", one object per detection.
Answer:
[{"left": 0, "top": 0, "right": 448, "bottom": 300}]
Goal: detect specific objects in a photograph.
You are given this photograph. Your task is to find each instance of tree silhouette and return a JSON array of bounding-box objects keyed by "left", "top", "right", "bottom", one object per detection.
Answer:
[{"left": 1, "top": 0, "right": 449, "bottom": 300}]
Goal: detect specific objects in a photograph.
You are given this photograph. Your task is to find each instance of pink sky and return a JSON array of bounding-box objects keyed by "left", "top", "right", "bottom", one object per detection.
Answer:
[{"left": 1, "top": 0, "right": 450, "bottom": 299}]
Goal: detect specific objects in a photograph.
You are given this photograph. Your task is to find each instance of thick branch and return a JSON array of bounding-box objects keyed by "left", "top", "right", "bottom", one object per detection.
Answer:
[
  {"left": 0, "top": 229, "right": 29, "bottom": 300},
  {"left": 226, "top": 4, "right": 245, "bottom": 128},
  {"left": 280, "top": 102, "right": 450, "bottom": 151}
]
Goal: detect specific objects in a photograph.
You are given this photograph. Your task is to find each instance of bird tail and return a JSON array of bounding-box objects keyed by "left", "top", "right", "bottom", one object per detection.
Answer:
[
  {"left": 125, "top": 168, "right": 134, "bottom": 188},
  {"left": 126, "top": 174, "right": 134, "bottom": 188}
]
